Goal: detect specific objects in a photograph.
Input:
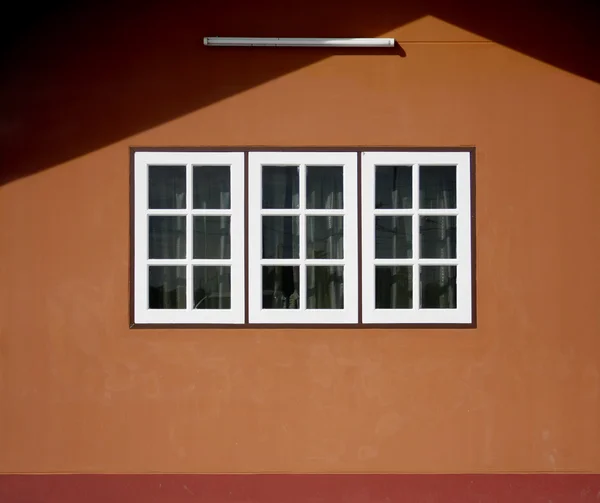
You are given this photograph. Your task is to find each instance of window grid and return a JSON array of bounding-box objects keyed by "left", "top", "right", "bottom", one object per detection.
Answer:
[
  {"left": 134, "top": 152, "right": 245, "bottom": 324},
  {"left": 361, "top": 151, "right": 472, "bottom": 324},
  {"left": 248, "top": 152, "right": 358, "bottom": 324},
  {"left": 133, "top": 149, "right": 471, "bottom": 326}
]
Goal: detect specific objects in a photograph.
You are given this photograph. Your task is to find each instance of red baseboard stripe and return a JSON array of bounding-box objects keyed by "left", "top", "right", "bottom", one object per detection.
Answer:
[{"left": 1, "top": 474, "right": 599, "bottom": 503}]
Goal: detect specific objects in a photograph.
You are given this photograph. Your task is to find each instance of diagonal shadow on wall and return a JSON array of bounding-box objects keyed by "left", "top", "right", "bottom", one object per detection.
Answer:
[{"left": 1, "top": 0, "right": 598, "bottom": 185}]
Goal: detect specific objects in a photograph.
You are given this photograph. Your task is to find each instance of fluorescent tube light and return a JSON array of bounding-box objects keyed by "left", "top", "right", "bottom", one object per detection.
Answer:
[{"left": 204, "top": 37, "right": 395, "bottom": 48}]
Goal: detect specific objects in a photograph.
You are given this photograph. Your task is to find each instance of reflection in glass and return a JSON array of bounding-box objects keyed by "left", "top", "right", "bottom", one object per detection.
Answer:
[
  {"left": 375, "top": 216, "right": 412, "bottom": 258},
  {"left": 420, "top": 166, "right": 456, "bottom": 209},
  {"left": 149, "top": 216, "right": 186, "bottom": 259},
  {"left": 375, "top": 266, "right": 412, "bottom": 309},
  {"left": 193, "top": 266, "right": 231, "bottom": 309},
  {"left": 193, "top": 216, "right": 230, "bottom": 259},
  {"left": 262, "top": 216, "right": 299, "bottom": 259},
  {"left": 149, "top": 166, "right": 186, "bottom": 209},
  {"left": 420, "top": 216, "right": 456, "bottom": 258},
  {"left": 307, "top": 266, "right": 344, "bottom": 309},
  {"left": 306, "top": 216, "right": 343, "bottom": 259},
  {"left": 262, "top": 166, "right": 299, "bottom": 209},
  {"left": 306, "top": 166, "right": 343, "bottom": 209},
  {"left": 193, "top": 166, "right": 230, "bottom": 209},
  {"left": 262, "top": 266, "right": 300, "bottom": 309},
  {"left": 375, "top": 166, "right": 412, "bottom": 209},
  {"left": 421, "top": 266, "right": 457, "bottom": 308},
  {"left": 149, "top": 266, "right": 186, "bottom": 309}
]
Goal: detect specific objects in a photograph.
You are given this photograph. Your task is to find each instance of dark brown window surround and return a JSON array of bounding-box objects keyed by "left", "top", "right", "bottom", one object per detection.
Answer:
[{"left": 130, "top": 146, "right": 476, "bottom": 329}]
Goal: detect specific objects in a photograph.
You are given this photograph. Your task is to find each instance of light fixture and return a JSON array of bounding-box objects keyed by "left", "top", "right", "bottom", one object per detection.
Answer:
[{"left": 204, "top": 37, "right": 395, "bottom": 48}]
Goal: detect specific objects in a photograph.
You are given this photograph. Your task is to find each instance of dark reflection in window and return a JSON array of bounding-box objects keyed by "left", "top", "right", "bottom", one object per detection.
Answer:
[
  {"left": 307, "top": 266, "right": 344, "bottom": 309},
  {"left": 420, "top": 216, "right": 456, "bottom": 259},
  {"left": 262, "top": 166, "right": 299, "bottom": 209},
  {"left": 262, "top": 216, "right": 299, "bottom": 259},
  {"left": 306, "top": 166, "right": 343, "bottom": 209},
  {"left": 193, "top": 166, "right": 230, "bottom": 209},
  {"left": 149, "top": 216, "right": 186, "bottom": 259},
  {"left": 375, "top": 266, "right": 412, "bottom": 309},
  {"left": 306, "top": 216, "right": 344, "bottom": 259},
  {"left": 421, "top": 266, "right": 457, "bottom": 308},
  {"left": 149, "top": 166, "right": 186, "bottom": 209},
  {"left": 420, "top": 166, "right": 456, "bottom": 209},
  {"left": 375, "top": 166, "right": 412, "bottom": 209},
  {"left": 149, "top": 266, "right": 186, "bottom": 309},
  {"left": 193, "top": 266, "right": 231, "bottom": 309},
  {"left": 262, "top": 266, "right": 299, "bottom": 309},
  {"left": 375, "top": 216, "right": 412, "bottom": 258},
  {"left": 193, "top": 216, "right": 230, "bottom": 259}
]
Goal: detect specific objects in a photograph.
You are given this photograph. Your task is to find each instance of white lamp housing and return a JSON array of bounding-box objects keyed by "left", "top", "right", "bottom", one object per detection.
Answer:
[{"left": 204, "top": 37, "right": 395, "bottom": 48}]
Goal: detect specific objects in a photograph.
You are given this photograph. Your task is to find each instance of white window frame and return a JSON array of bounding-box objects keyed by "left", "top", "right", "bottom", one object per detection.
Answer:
[
  {"left": 248, "top": 152, "right": 359, "bottom": 324},
  {"left": 133, "top": 151, "right": 245, "bottom": 324},
  {"left": 361, "top": 151, "right": 472, "bottom": 324}
]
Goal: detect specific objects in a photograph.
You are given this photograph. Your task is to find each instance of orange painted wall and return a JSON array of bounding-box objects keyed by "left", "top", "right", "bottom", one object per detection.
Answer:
[{"left": 1, "top": 0, "right": 599, "bottom": 474}]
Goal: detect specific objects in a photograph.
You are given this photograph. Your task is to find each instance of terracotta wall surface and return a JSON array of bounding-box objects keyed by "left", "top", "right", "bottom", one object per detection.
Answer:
[{"left": 1, "top": 0, "right": 599, "bottom": 474}]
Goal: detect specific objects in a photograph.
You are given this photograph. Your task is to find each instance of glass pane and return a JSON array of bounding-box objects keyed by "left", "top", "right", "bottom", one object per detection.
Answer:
[
  {"left": 193, "top": 266, "right": 231, "bottom": 309},
  {"left": 307, "top": 266, "right": 344, "bottom": 309},
  {"left": 149, "top": 266, "right": 186, "bottom": 309},
  {"left": 306, "top": 216, "right": 343, "bottom": 259},
  {"left": 262, "top": 216, "right": 299, "bottom": 259},
  {"left": 149, "top": 216, "right": 186, "bottom": 259},
  {"left": 193, "top": 166, "right": 230, "bottom": 209},
  {"left": 193, "top": 216, "right": 230, "bottom": 259},
  {"left": 375, "top": 216, "right": 412, "bottom": 258},
  {"left": 421, "top": 266, "right": 457, "bottom": 308},
  {"left": 262, "top": 166, "right": 299, "bottom": 209},
  {"left": 306, "top": 166, "right": 343, "bottom": 209},
  {"left": 375, "top": 266, "right": 412, "bottom": 309},
  {"left": 420, "top": 166, "right": 456, "bottom": 209},
  {"left": 262, "top": 266, "right": 299, "bottom": 309},
  {"left": 148, "top": 166, "right": 186, "bottom": 209},
  {"left": 375, "top": 166, "right": 412, "bottom": 209},
  {"left": 420, "top": 216, "right": 456, "bottom": 259}
]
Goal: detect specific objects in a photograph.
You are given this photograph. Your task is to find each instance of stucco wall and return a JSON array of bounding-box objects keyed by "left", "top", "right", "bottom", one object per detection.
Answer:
[{"left": 1, "top": 0, "right": 599, "bottom": 474}]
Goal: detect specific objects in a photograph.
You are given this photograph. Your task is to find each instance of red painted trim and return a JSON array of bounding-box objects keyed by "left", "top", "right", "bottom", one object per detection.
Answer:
[{"left": 1, "top": 474, "right": 599, "bottom": 503}]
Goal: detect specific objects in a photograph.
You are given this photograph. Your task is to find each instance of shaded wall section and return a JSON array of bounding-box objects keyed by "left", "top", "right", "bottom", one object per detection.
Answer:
[
  {"left": 1, "top": 0, "right": 600, "bottom": 474},
  {"left": 2, "top": 0, "right": 600, "bottom": 184}
]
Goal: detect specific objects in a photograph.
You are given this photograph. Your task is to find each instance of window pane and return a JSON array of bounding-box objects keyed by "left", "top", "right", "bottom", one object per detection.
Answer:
[
  {"left": 306, "top": 166, "right": 343, "bottom": 209},
  {"left": 262, "top": 216, "right": 299, "bottom": 259},
  {"left": 149, "top": 266, "right": 186, "bottom": 309},
  {"left": 375, "top": 216, "right": 412, "bottom": 258},
  {"left": 375, "top": 166, "right": 412, "bottom": 209},
  {"left": 375, "top": 266, "right": 412, "bottom": 309},
  {"left": 262, "top": 266, "right": 299, "bottom": 309},
  {"left": 193, "top": 216, "right": 230, "bottom": 259},
  {"left": 149, "top": 216, "right": 186, "bottom": 259},
  {"left": 421, "top": 266, "right": 457, "bottom": 308},
  {"left": 420, "top": 216, "right": 456, "bottom": 259},
  {"left": 148, "top": 166, "right": 186, "bottom": 209},
  {"left": 307, "top": 266, "right": 344, "bottom": 309},
  {"left": 262, "top": 166, "right": 299, "bottom": 209},
  {"left": 420, "top": 166, "right": 456, "bottom": 209},
  {"left": 306, "top": 216, "right": 343, "bottom": 259},
  {"left": 193, "top": 266, "right": 231, "bottom": 309},
  {"left": 193, "top": 166, "right": 230, "bottom": 209}
]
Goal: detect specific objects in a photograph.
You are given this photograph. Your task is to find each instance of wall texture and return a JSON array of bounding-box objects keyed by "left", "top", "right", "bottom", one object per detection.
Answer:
[{"left": 1, "top": 0, "right": 599, "bottom": 492}]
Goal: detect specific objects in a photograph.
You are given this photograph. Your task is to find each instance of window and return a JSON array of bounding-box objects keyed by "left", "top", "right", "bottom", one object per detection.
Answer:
[
  {"left": 133, "top": 152, "right": 245, "bottom": 324},
  {"left": 248, "top": 152, "right": 358, "bottom": 323},
  {"left": 362, "top": 152, "right": 472, "bottom": 324},
  {"left": 132, "top": 149, "right": 473, "bottom": 326}
]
